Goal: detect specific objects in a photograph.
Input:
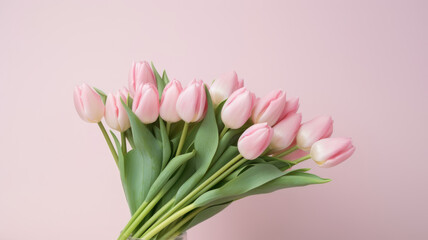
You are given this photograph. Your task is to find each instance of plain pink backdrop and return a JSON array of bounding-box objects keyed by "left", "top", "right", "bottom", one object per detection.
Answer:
[{"left": 1, "top": 0, "right": 427, "bottom": 239}]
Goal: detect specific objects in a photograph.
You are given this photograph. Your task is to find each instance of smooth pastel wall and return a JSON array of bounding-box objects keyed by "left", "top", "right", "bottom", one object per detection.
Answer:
[{"left": 1, "top": 0, "right": 427, "bottom": 239}]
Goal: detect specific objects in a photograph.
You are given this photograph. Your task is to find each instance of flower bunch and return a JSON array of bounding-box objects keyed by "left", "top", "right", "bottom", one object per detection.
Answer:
[{"left": 74, "top": 61, "right": 355, "bottom": 240}]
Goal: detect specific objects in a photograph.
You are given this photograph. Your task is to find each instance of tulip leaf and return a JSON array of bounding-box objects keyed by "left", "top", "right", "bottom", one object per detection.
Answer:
[
  {"left": 261, "top": 155, "right": 295, "bottom": 171},
  {"left": 184, "top": 202, "right": 232, "bottom": 231},
  {"left": 215, "top": 100, "right": 226, "bottom": 130},
  {"left": 151, "top": 62, "right": 165, "bottom": 97},
  {"left": 93, "top": 87, "right": 107, "bottom": 104},
  {"left": 145, "top": 150, "right": 196, "bottom": 202},
  {"left": 162, "top": 70, "right": 170, "bottom": 85},
  {"left": 211, "top": 129, "right": 243, "bottom": 166},
  {"left": 159, "top": 118, "right": 172, "bottom": 169},
  {"left": 194, "top": 164, "right": 284, "bottom": 207},
  {"left": 243, "top": 171, "right": 331, "bottom": 197},
  {"left": 201, "top": 146, "right": 239, "bottom": 183},
  {"left": 111, "top": 131, "right": 132, "bottom": 213},
  {"left": 122, "top": 100, "right": 162, "bottom": 203},
  {"left": 175, "top": 87, "right": 219, "bottom": 201}
]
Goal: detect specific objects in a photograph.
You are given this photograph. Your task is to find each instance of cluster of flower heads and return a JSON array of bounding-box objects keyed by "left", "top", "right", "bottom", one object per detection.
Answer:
[{"left": 74, "top": 61, "right": 355, "bottom": 168}]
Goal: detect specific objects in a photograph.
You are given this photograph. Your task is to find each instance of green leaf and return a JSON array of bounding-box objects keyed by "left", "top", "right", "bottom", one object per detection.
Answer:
[
  {"left": 123, "top": 150, "right": 145, "bottom": 213},
  {"left": 210, "top": 129, "right": 243, "bottom": 166},
  {"left": 159, "top": 118, "right": 172, "bottom": 169},
  {"left": 93, "top": 87, "right": 107, "bottom": 104},
  {"left": 145, "top": 151, "right": 196, "bottom": 202},
  {"left": 151, "top": 62, "right": 166, "bottom": 97},
  {"left": 162, "top": 70, "right": 170, "bottom": 85},
  {"left": 122, "top": 100, "right": 162, "bottom": 202},
  {"left": 261, "top": 155, "right": 295, "bottom": 171},
  {"left": 111, "top": 131, "right": 132, "bottom": 212},
  {"left": 201, "top": 146, "right": 239, "bottom": 182},
  {"left": 215, "top": 100, "right": 226, "bottom": 131},
  {"left": 194, "top": 164, "right": 284, "bottom": 207},
  {"left": 184, "top": 203, "right": 231, "bottom": 231},
  {"left": 175, "top": 87, "right": 219, "bottom": 201},
  {"left": 244, "top": 171, "right": 331, "bottom": 196}
]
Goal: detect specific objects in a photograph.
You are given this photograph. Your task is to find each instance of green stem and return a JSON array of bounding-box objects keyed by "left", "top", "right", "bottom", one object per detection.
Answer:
[
  {"left": 97, "top": 122, "right": 118, "bottom": 165},
  {"left": 142, "top": 205, "right": 196, "bottom": 240},
  {"left": 219, "top": 126, "right": 229, "bottom": 139},
  {"left": 294, "top": 155, "right": 311, "bottom": 164},
  {"left": 121, "top": 132, "right": 127, "bottom": 154},
  {"left": 160, "top": 207, "right": 205, "bottom": 239},
  {"left": 274, "top": 145, "right": 299, "bottom": 158},
  {"left": 175, "top": 122, "right": 189, "bottom": 156},
  {"left": 133, "top": 199, "right": 175, "bottom": 238},
  {"left": 117, "top": 202, "right": 149, "bottom": 240},
  {"left": 166, "top": 122, "right": 171, "bottom": 135},
  {"left": 144, "top": 155, "right": 244, "bottom": 235}
]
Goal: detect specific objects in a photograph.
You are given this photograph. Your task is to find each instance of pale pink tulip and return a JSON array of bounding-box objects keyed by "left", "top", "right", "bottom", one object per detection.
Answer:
[
  {"left": 132, "top": 83, "right": 159, "bottom": 124},
  {"left": 128, "top": 61, "right": 156, "bottom": 97},
  {"left": 105, "top": 88, "right": 130, "bottom": 132},
  {"left": 176, "top": 79, "right": 207, "bottom": 123},
  {"left": 310, "top": 138, "right": 355, "bottom": 168},
  {"left": 221, "top": 87, "right": 255, "bottom": 129},
  {"left": 278, "top": 97, "right": 299, "bottom": 121},
  {"left": 282, "top": 148, "right": 309, "bottom": 161},
  {"left": 251, "top": 90, "right": 287, "bottom": 126},
  {"left": 238, "top": 123, "right": 273, "bottom": 160},
  {"left": 73, "top": 83, "right": 105, "bottom": 123},
  {"left": 160, "top": 80, "right": 183, "bottom": 123},
  {"left": 296, "top": 115, "right": 333, "bottom": 151},
  {"left": 270, "top": 113, "right": 302, "bottom": 150},
  {"left": 209, "top": 71, "right": 242, "bottom": 106}
]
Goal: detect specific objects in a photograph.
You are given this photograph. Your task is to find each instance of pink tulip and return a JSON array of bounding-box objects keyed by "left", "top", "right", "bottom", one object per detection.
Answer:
[
  {"left": 105, "top": 88, "right": 130, "bottom": 132},
  {"left": 296, "top": 115, "right": 333, "bottom": 151},
  {"left": 73, "top": 83, "right": 105, "bottom": 123},
  {"left": 132, "top": 83, "right": 159, "bottom": 124},
  {"left": 310, "top": 138, "right": 355, "bottom": 168},
  {"left": 238, "top": 123, "right": 273, "bottom": 160},
  {"left": 270, "top": 113, "right": 302, "bottom": 150},
  {"left": 176, "top": 79, "right": 207, "bottom": 123},
  {"left": 209, "top": 71, "right": 242, "bottom": 106},
  {"left": 160, "top": 80, "right": 183, "bottom": 123},
  {"left": 251, "top": 90, "right": 287, "bottom": 126},
  {"left": 221, "top": 87, "right": 255, "bottom": 129},
  {"left": 282, "top": 148, "right": 309, "bottom": 161},
  {"left": 128, "top": 61, "right": 157, "bottom": 97},
  {"left": 278, "top": 97, "right": 299, "bottom": 121}
]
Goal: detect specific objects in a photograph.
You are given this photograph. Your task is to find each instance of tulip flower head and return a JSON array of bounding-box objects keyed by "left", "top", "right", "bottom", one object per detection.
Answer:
[
  {"left": 278, "top": 97, "right": 300, "bottom": 121},
  {"left": 252, "top": 90, "right": 287, "bottom": 126},
  {"left": 160, "top": 80, "right": 183, "bottom": 123},
  {"left": 105, "top": 88, "right": 131, "bottom": 132},
  {"left": 296, "top": 115, "right": 333, "bottom": 151},
  {"left": 209, "top": 71, "right": 242, "bottom": 106},
  {"left": 128, "top": 61, "right": 157, "bottom": 97},
  {"left": 310, "top": 138, "right": 355, "bottom": 168},
  {"left": 221, "top": 87, "right": 256, "bottom": 129},
  {"left": 176, "top": 79, "right": 207, "bottom": 123},
  {"left": 73, "top": 83, "right": 105, "bottom": 123},
  {"left": 132, "top": 83, "right": 159, "bottom": 124},
  {"left": 238, "top": 123, "right": 273, "bottom": 160},
  {"left": 270, "top": 113, "right": 302, "bottom": 150}
]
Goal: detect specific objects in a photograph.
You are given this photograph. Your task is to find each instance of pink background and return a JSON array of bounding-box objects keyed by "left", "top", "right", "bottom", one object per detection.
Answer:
[{"left": 1, "top": 0, "right": 427, "bottom": 239}]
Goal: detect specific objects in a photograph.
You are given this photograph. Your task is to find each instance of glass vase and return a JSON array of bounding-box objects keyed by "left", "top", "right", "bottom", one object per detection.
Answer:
[{"left": 127, "top": 231, "right": 187, "bottom": 240}]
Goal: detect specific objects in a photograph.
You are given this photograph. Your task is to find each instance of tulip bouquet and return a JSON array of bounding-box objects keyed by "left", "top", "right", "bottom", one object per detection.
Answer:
[{"left": 74, "top": 61, "right": 355, "bottom": 240}]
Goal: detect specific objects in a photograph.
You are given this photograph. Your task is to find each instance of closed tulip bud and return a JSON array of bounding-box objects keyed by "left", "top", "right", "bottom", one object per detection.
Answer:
[
  {"left": 209, "top": 71, "right": 242, "bottom": 106},
  {"left": 252, "top": 90, "right": 287, "bottom": 126},
  {"left": 296, "top": 115, "right": 333, "bottom": 151},
  {"left": 270, "top": 113, "right": 302, "bottom": 150},
  {"left": 176, "top": 79, "right": 207, "bottom": 123},
  {"left": 221, "top": 87, "right": 255, "bottom": 129},
  {"left": 238, "top": 123, "right": 273, "bottom": 160},
  {"left": 132, "top": 83, "right": 159, "bottom": 124},
  {"left": 278, "top": 97, "right": 299, "bottom": 121},
  {"left": 310, "top": 138, "right": 355, "bottom": 168},
  {"left": 105, "top": 88, "right": 130, "bottom": 132},
  {"left": 73, "top": 83, "right": 105, "bottom": 123},
  {"left": 160, "top": 80, "right": 183, "bottom": 123},
  {"left": 128, "top": 61, "right": 157, "bottom": 97}
]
